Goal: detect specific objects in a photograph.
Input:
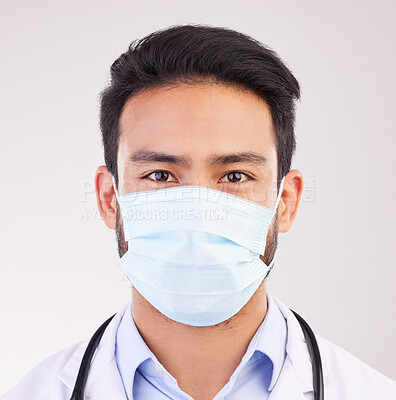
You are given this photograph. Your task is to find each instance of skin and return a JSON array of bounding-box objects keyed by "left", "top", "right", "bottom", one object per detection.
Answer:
[{"left": 95, "top": 83, "right": 303, "bottom": 400}]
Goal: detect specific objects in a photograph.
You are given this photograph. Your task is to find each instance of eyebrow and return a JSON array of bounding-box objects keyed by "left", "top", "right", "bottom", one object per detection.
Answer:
[
  {"left": 208, "top": 151, "right": 267, "bottom": 166},
  {"left": 128, "top": 149, "right": 267, "bottom": 167},
  {"left": 128, "top": 150, "right": 192, "bottom": 166}
]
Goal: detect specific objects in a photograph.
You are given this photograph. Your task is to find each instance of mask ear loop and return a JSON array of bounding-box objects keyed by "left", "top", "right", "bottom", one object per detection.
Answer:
[
  {"left": 273, "top": 176, "right": 285, "bottom": 211},
  {"left": 264, "top": 176, "right": 286, "bottom": 279},
  {"left": 112, "top": 175, "right": 120, "bottom": 203}
]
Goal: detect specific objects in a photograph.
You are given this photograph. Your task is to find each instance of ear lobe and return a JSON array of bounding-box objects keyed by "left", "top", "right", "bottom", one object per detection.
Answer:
[
  {"left": 95, "top": 165, "right": 118, "bottom": 230},
  {"left": 278, "top": 170, "right": 304, "bottom": 233}
]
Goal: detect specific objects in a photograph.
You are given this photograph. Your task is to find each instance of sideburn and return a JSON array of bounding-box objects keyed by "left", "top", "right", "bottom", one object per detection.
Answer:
[
  {"left": 259, "top": 210, "right": 279, "bottom": 268},
  {"left": 115, "top": 205, "right": 128, "bottom": 258}
]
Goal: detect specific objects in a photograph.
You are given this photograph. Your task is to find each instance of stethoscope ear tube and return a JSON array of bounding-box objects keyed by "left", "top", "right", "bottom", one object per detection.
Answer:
[
  {"left": 69, "top": 314, "right": 116, "bottom": 400},
  {"left": 291, "top": 309, "right": 324, "bottom": 400}
]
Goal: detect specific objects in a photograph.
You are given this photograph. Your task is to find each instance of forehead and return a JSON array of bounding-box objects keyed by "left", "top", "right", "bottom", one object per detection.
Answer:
[{"left": 118, "top": 83, "right": 276, "bottom": 155}]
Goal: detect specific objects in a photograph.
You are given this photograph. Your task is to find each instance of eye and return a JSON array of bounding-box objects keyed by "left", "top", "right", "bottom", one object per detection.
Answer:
[
  {"left": 143, "top": 170, "right": 177, "bottom": 183},
  {"left": 219, "top": 171, "right": 252, "bottom": 183}
]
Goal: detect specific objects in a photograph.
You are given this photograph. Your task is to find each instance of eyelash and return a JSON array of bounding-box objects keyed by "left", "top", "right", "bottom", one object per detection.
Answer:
[{"left": 141, "top": 170, "right": 254, "bottom": 183}]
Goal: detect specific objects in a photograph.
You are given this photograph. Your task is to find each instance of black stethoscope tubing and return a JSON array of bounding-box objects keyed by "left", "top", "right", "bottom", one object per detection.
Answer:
[{"left": 70, "top": 310, "right": 324, "bottom": 400}]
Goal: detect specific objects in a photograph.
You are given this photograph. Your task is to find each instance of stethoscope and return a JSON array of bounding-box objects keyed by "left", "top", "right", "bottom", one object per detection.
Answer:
[{"left": 70, "top": 310, "right": 324, "bottom": 400}]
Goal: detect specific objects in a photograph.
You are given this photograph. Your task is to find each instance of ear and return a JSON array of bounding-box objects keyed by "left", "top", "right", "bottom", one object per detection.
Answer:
[
  {"left": 278, "top": 170, "right": 304, "bottom": 233},
  {"left": 95, "top": 165, "right": 117, "bottom": 230}
]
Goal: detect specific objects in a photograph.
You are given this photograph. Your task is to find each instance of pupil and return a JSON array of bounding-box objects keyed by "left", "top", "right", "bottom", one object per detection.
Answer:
[
  {"left": 228, "top": 172, "right": 241, "bottom": 182},
  {"left": 155, "top": 171, "right": 168, "bottom": 181}
]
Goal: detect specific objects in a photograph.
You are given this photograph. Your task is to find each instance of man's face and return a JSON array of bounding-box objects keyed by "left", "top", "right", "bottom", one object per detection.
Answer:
[{"left": 115, "top": 83, "right": 280, "bottom": 266}]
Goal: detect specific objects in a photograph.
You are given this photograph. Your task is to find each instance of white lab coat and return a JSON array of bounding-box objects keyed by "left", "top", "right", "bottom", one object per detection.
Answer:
[{"left": 2, "top": 296, "right": 396, "bottom": 400}]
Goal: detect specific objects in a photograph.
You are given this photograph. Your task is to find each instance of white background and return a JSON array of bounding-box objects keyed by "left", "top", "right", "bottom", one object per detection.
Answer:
[{"left": 0, "top": 0, "right": 395, "bottom": 393}]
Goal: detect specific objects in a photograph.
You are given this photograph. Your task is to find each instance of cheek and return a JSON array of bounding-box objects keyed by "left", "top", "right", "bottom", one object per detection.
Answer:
[
  {"left": 240, "top": 179, "right": 277, "bottom": 205},
  {"left": 117, "top": 169, "right": 149, "bottom": 194}
]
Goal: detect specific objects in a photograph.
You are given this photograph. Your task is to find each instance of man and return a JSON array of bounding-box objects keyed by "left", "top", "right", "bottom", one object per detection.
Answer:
[{"left": 2, "top": 24, "right": 395, "bottom": 400}]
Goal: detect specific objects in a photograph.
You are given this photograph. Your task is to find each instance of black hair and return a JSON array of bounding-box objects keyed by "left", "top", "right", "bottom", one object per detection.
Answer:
[{"left": 99, "top": 24, "right": 300, "bottom": 189}]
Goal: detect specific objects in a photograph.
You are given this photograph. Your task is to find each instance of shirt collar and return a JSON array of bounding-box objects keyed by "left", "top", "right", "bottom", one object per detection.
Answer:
[
  {"left": 114, "top": 301, "right": 153, "bottom": 399},
  {"left": 256, "top": 289, "right": 288, "bottom": 391},
  {"left": 219, "top": 289, "right": 287, "bottom": 392},
  {"left": 115, "top": 289, "right": 287, "bottom": 397}
]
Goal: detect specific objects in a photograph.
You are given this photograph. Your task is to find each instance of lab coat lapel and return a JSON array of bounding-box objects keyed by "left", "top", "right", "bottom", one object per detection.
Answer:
[
  {"left": 58, "top": 304, "right": 129, "bottom": 399},
  {"left": 268, "top": 357, "right": 309, "bottom": 400},
  {"left": 85, "top": 358, "right": 127, "bottom": 400}
]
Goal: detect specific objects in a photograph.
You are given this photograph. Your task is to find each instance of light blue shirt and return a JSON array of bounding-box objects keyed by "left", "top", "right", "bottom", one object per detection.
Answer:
[{"left": 115, "top": 290, "right": 288, "bottom": 400}]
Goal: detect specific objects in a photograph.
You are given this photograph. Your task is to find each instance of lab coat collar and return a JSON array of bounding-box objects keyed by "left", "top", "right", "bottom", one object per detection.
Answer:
[{"left": 271, "top": 296, "right": 316, "bottom": 396}]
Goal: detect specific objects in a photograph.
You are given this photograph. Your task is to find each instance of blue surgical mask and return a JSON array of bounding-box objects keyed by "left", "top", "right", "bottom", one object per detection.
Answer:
[{"left": 112, "top": 176, "right": 284, "bottom": 327}]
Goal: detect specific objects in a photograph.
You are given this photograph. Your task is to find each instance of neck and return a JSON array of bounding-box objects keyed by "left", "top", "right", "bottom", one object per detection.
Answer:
[{"left": 131, "top": 282, "right": 268, "bottom": 400}]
